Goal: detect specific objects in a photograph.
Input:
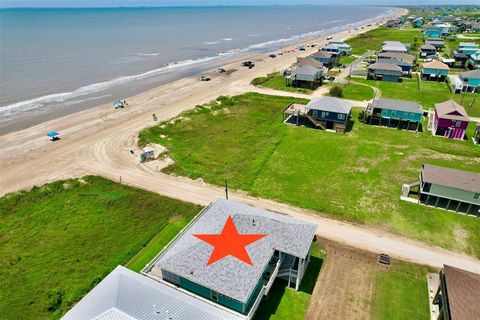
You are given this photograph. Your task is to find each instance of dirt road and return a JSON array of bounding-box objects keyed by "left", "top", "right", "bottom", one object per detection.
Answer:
[{"left": 4, "top": 9, "right": 479, "bottom": 273}]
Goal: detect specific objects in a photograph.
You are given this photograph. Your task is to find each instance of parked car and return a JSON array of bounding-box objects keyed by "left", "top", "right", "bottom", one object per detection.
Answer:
[
  {"left": 326, "top": 36, "right": 333, "bottom": 40},
  {"left": 241, "top": 61, "right": 255, "bottom": 69},
  {"left": 299, "top": 46, "right": 306, "bottom": 51},
  {"left": 268, "top": 53, "right": 276, "bottom": 58},
  {"left": 198, "top": 74, "right": 211, "bottom": 81},
  {"left": 217, "top": 67, "right": 226, "bottom": 73}
]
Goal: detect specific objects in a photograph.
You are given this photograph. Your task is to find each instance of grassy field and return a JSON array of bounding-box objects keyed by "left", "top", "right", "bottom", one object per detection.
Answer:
[
  {"left": 254, "top": 245, "right": 324, "bottom": 320},
  {"left": 0, "top": 176, "right": 201, "bottom": 320},
  {"left": 371, "top": 261, "right": 431, "bottom": 320},
  {"left": 346, "top": 27, "right": 422, "bottom": 56},
  {"left": 139, "top": 93, "right": 480, "bottom": 258},
  {"left": 251, "top": 72, "right": 313, "bottom": 94},
  {"left": 339, "top": 55, "right": 358, "bottom": 65},
  {"left": 354, "top": 77, "right": 480, "bottom": 116},
  {"left": 340, "top": 82, "right": 375, "bottom": 101}
]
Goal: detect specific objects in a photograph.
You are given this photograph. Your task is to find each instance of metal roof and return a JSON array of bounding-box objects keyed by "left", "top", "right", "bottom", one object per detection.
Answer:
[
  {"left": 381, "top": 41, "right": 407, "bottom": 52},
  {"left": 62, "top": 266, "right": 245, "bottom": 320},
  {"left": 371, "top": 98, "right": 423, "bottom": 114},
  {"left": 443, "top": 265, "right": 480, "bottom": 320},
  {"left": 297, "top": 57, "right": 324, "bottom": 69},
  {"left": 377, "top": 58, "right": 412, "bottom": 68},
  {"left": 292, "top": 64, "right": 322, "bottom": 76},
  {"left": 151, "top": 199, "right": 316, "bottom": 304},
  {"left": 376, "top": 51, "right": 414, "bottom": 63},
  {"left": 422, "top": 164, "right": 480, "bottom": 194},
  {"left": 305, "top": 96, "right": 353, "bottom": 114}
]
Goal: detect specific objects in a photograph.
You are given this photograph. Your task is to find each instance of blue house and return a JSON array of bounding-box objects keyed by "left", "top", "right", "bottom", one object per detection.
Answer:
[
  {"left": 413, "top": 18, "right": 424, "bottom": 28},
  {"left": 468, "top": 53, "right": 480, "bottom": 70},
  {"left": 366, "top": 98, "right": 424, "bottom": 130},
  {"left": 143, "top": 199, "right": 317, "bottom": 319},
  {"left": 367, "top": 62, "right": 403, "bottom": 82},
  {"left": 310, "top": 51, "right": 336, "bottom": 68},
  {"left": 458, "top": 42, "right": 480, "bottom": 56},
  {"left": 424, "top": 26, "right": 443, "bottom": 38},
  {"left": 459, "top": 69, "right": 480, "bottom": 93},
  {"left": 303, "top": 96, "right": 353, "bottom": 132},
  {"left": 421, "top": 60, "right": 450, "bottom": 81}
]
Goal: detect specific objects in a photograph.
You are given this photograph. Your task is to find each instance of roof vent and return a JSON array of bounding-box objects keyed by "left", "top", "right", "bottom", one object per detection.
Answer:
[
  {"left": 190, "top": 270, "right": 194, "bottom": 275},
  {"left": 252, "top": 219, "right": 256, "bottom": 226}
]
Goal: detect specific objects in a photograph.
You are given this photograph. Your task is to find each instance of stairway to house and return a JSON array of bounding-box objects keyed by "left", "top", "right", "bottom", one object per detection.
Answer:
[{"left": 305, "top": 114, "right": 327, "bottom": 130}]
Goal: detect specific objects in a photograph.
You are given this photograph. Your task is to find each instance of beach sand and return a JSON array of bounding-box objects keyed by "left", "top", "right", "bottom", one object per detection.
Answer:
[{"left": 0, "top": 8, "right": 407, "bottom": 196}]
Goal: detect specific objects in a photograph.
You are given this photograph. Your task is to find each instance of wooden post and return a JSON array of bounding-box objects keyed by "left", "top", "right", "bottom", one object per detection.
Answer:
[
  {"left": 434, "top": 196, "right": 440, "bottom": 207},
  {"left": 455, "top": 201, "right": 461, "bottom": 212},
  {"left": 446, "top": 199, "right": 452, "bottom": 210}
]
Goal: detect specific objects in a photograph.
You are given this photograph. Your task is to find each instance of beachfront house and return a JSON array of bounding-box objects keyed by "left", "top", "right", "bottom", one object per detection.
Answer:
[
  {"left": 458, "top": 42, "right": 479, "bottom": 56},
  {"left": 421, "top": 60, "right": 450, "bottom": 81},
  {"left": 143, "top": 199, "right": 318, "bottom": 318},
  {"left": 430, "top": 265, "right": 480, "bottom": 320},
  {"left": 381, "top": 41, "right": 408, "bottom": 53},
  {"left": 320, "top": 44, "right": 343, "bottom": 57},
  {"left": 468, "top": 53, "right": 480, "bottom": 70},
  {"left": 285, "top": 64, "right": 324, "bottom": 89},
  {"left": 310, "top": 51, "right": 336, "bottom": 68},
  {"left": 420, "top": 44, "right": 437, "bottom": 58},
  {"left": 418, "top": 164, "right": 480, "bottom": 215},
  {"left": 367, "top": 62, "right": 402, "bottom": 82},
  {"left": 327, "top": 40, "right": 352, "bottom": 55},
  {"left": 296, "top": 57, "right": 325, "bottom": 69},
  {"left": 431, "top": 100, "right": 470, "bottom": 140},
  {"left": 365, "top": 98, "right": 423, "bottom": 130}
]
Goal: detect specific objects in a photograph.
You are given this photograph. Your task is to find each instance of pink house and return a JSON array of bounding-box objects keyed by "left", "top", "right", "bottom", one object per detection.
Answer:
[{"left": 433, "top": 100, "right": 470, "bottom": 140}]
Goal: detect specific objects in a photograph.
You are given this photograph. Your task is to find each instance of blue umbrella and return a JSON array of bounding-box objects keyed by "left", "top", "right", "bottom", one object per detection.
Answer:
[{"left": 47, "top": 131, "right": 59, "bottom": 138}]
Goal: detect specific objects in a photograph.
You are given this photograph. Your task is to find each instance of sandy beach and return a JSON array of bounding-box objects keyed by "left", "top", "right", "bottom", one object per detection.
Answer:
[
  {"left": 3, "top": 7, "right": 480, "bottom": 273},
  {"left": 0, "top": 8, "right": 406, "bottom": 196}
]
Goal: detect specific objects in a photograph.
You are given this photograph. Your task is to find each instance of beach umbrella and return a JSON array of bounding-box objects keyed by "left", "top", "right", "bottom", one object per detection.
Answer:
[{"left": 47, "top": 131, "right": 59, "bottom": 138}]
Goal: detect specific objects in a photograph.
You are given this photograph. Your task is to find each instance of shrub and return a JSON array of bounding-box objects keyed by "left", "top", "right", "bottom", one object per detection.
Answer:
[{"left": 329, "top": 85, "right": 344, "bottom": 97}]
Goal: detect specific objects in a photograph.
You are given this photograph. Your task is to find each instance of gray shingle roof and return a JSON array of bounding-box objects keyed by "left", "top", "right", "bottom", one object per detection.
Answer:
[
  {"left": 371, "top": 98, "right": 423, "bottom": 114},
  {"left": 422, "top": 164, "right": 480, "bottom": 193},
  {"left": 152, "top": 199, "right": 317, "bottom": 303},
  {"left": 368, "top": 62, "right": 402, "bottom": 72},
  {"left": 293, "top": 64, "right": 322, "bottom": 76},
  {"left": 62, "top": 266, "right": 244, "bottom": 320},
  {"left": 381, "top": 41, "right": 407, "bottom": 52},
  {"left": 377, "top": 58, "right": 412, "bottom": 68},
  {"left": 460, "top": 69, "right": 480, "bottom": 80},
  {"left": 305, "top": 96, "right": 353, "bottom": 114}
]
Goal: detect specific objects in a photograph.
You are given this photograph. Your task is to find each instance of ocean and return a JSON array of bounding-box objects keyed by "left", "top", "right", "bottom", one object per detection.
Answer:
[{"left": 0, "top": 6, "right": 394, "bottom": 133}]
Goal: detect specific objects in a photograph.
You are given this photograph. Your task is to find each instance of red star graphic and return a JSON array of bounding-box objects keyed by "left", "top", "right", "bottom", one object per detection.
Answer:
[{"left": 193, "top": 215, "right": 267, "bottom": 266}]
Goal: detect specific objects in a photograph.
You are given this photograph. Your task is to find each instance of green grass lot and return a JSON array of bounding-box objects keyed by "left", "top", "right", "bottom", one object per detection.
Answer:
[
  {"left": 339, "top": 55, "right": 358, "bottom": 65},
  {"left": 346, "top": 27, "right": 422, "bottom": 56},
  {"left": 0, "top": 176, "right": 201, "bottom": 320},
  {"left": 340, "top": 82, "right": 375, "bottom": 101},
  {"left": 354, "top": 77, "right": 480, "bottom": 116},
  {"left": 444, "top": 36, "right": 480, "bottom": 56},
  {"left": 254, "top": 245, "right": 324, "bottom": 320},
  {"left": 139, "top": 93, "right": 480, "bottom": 258},
  {"left": 371, "top": 261, "right": 431, "bottom": 320},
  {"left": 251, "top": 72, "right": 313, "bottom": 94}
]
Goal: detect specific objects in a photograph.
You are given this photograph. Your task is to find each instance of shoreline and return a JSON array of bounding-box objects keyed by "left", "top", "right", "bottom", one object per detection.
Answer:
[
  {"left": 0, "top": 6, "right": 399, "bottom": 135},
  {"left": 0, "top": 8, "right": 407, "bottom": 197}
]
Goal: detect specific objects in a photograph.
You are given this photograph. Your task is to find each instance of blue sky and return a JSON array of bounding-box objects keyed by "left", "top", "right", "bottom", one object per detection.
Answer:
[{"left": 1, "top": 0, "right": 480, "bottom": 7}]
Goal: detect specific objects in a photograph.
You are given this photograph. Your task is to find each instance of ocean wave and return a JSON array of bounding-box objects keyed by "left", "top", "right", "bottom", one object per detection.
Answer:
[
  {"left": 222, "top": 38, "right": 233, "bottom": 41},
  {"left": 0, "top": 55, "right": 222, "bottom": 117},
  {"left": 204, "top": 41, "right": 220, "bottom": 45},
  {"left": 137, "top": 51, "right": 161, "bottom": 56}
]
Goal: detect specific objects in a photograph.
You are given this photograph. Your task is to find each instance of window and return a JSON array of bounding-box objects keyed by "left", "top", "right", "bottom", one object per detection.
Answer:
[
  {"left": 391, "top": 110, "right": 397, "bottom": 116},
  {"left": 211, "top": 290, "right": 218, "bottom": 301},
  {"left": 474, "top": 193, "right": 480, "bottom": 200},
  {"left": 455, "top": 120, "right": 462, "bottom": 127},
  {"left": 337, "top": 113, "right": 345, "bottom": 120},
  {"left": 321, "top": 111, "right": 326, "bottom": 118}
]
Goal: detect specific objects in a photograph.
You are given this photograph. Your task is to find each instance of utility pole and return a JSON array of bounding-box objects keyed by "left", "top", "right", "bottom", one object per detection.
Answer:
[{"left": 225, "top": 180, "right": 229, "bottom": 200}]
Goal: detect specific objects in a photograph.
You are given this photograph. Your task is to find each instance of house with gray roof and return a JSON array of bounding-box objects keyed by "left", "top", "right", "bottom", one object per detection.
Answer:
[
  {"left": 418, "top": 164, "right": 480, "bottom": 216},
  {"left": 285, "top": 64, "right": 325, "bottom": 89},
  {"left": 62, "top": 265, "right": 245, "bottom": 320},
  {"left": 381, "top": 41, "right": 408, "bottom": 53},
  {"left": 143, "top": 199, "right": 317, "bottom": 319},
  {"left": 367, "top": 62, "right": 402, "bottom": 82},
  {"left": 300, "top": 97, "right": 353, "bottom": 132},
  {"left": 366, "top": 98, "right": 423, "bottom": 130}
]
